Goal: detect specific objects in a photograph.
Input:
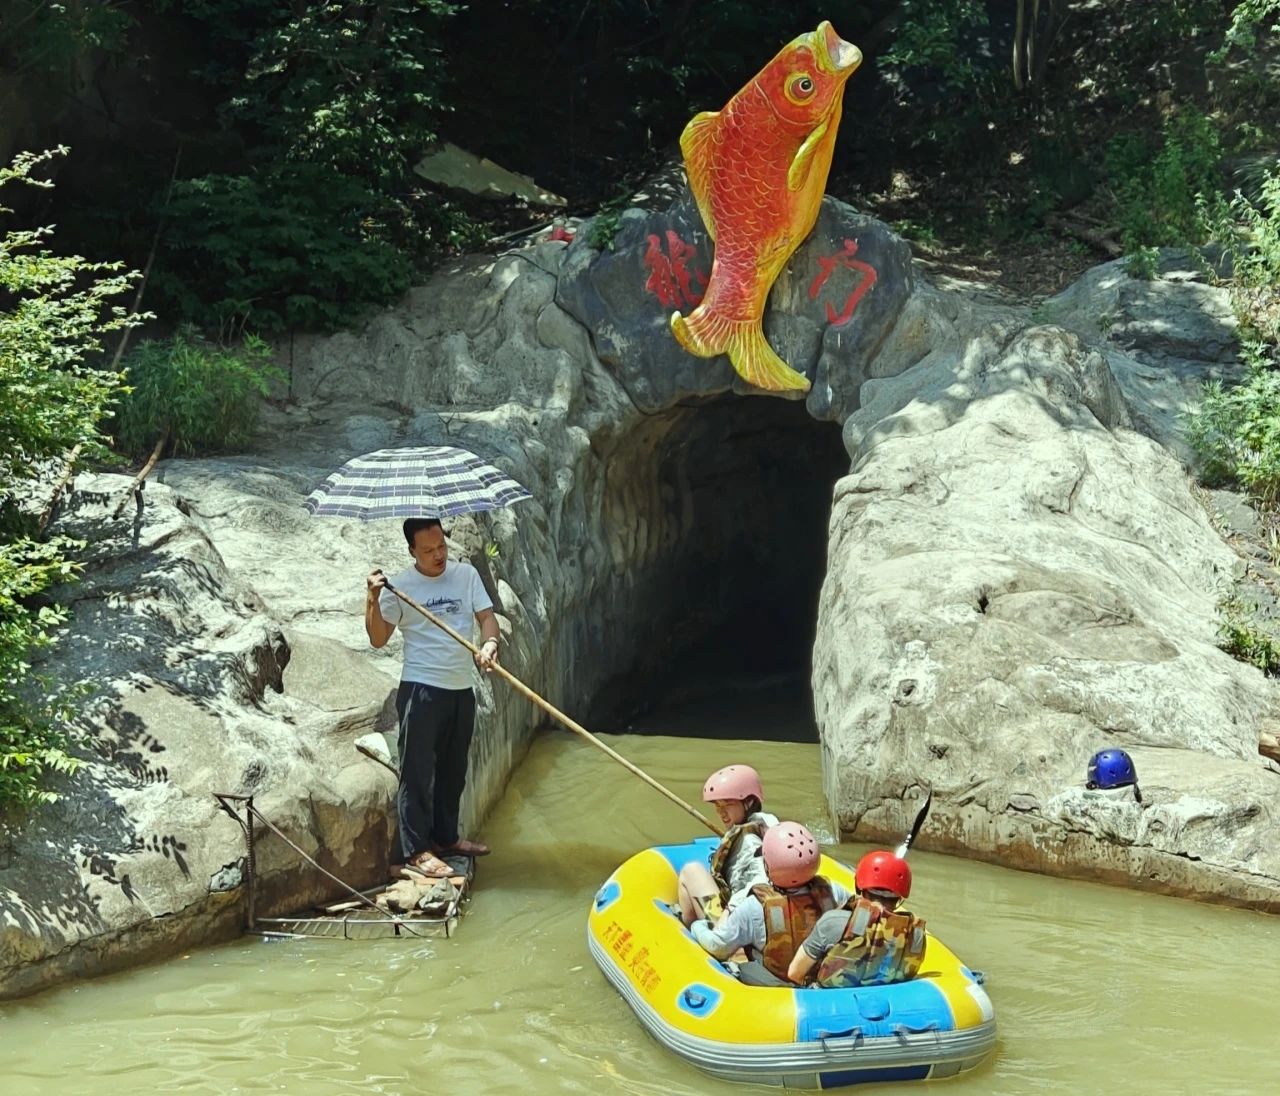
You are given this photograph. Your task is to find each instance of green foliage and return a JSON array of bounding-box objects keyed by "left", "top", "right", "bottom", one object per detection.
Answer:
[
  {"left": 0, "top": 1, "right": 132, "bottom": 76},
  {"left": 0, "top": 149, "right": 138, "bottom": 517},
  {"left": 153, "top": 167, "right": 416, "bottom": 333},
  {"left": 1208, "top": 0, "right": 1280, "bottom": 64},
  {"left": 226, "top": 0, "right": 457, "bottom": 185},
  {"left": 1, "top": 149, "right": 141, "bottom": 812},
  {"left": 879, "top": 0, "right": 1012, "bottom": 159},
  {"left": 893, "top": 218, "right": 940, "bottom": 247},
  {"left": 881, "top": 0, "right": 990, "bottom": 92},
  {"left": 0, "top": 540, "right": 83, "bottom": 809},
  {"left": 1188, "top": 354, "right": 1280, "bottom": 500},
  {"left": 115, "top": 330, "right": 281, "bottom": 458},
  {"left": 1217, "top": 588, "right": 1280, "bottom": 674},
  {"left": 1105, "top": 112, "right": 1226, "bottom": 273},
  {"left": 148, "top": 0, "right": 478, "bottom": 333},
  {"left": 1187, "top": 162, "right": 1280, "bottom": 500},
  {"left": 587, "top": 194, "right": 630, "bottom": 251},
  {"left": 1124, "top": 246, "right": 1161, "bottom": 280},
  {"left": 1228, "top": 165, "right": 1280, "bottom": 295}
]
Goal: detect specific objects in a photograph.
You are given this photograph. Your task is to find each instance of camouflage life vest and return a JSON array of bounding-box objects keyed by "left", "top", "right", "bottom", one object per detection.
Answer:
[
  {"left": 750, "top": 876, "right": 837, "bottom": 981},
  {"left": 708, "top": 814, "right": 770, "bottom": 902},
  {"left": 814, "top": 897, "right": 927, "bottom": 989}
]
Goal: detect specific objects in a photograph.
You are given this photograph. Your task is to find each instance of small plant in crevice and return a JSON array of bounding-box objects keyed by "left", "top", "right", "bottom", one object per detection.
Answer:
[
  {"left": 1124, "top": 246, "right": 1161, "bottom": 280},
  {"left": 587, "top": 205, "right": 625, "bottom": 251},
  {"left": 1186, "top": 346, "right": 1280, "bottom": 503},
  {"left": 1217, "top": 588, "right": 1280, "bottom": 674},
  {"left": 893, "top": 218, "right": 942, "bottom": 248}
]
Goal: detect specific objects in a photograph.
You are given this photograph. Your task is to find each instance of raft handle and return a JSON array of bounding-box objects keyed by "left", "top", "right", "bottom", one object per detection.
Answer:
[
  {"left": 818, "top": 1027, "right": 864, "bottom": 1051},
  {"left": 892, "top": 1021, "right": 941, "bottom": 1044}
]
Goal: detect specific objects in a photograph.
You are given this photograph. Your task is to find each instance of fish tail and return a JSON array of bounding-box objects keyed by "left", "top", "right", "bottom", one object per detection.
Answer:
[
  {"left": 671, "top": 308, "right": 810, "bottom": 393},
  {"left": 670, "top": 306, "right": 729, "bottom": 359}
]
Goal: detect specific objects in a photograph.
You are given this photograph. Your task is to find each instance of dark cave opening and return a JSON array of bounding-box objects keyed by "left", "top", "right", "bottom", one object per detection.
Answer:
[{"left": 602, "top": 395, "right": 850, "bottom": 744}]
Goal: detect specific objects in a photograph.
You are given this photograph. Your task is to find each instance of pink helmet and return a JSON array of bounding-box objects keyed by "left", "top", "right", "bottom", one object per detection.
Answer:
[
  {"left": 762, "top": 822, "right": 820, "bottom": 889},
  {"left": 702, "top": 764, "right": 763, "bottom": 805}
]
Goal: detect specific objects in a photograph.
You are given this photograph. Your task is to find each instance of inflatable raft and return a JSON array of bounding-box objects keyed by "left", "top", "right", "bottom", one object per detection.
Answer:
[{"left": 588, "top": 838, "right": 996, "bottom": 1088}]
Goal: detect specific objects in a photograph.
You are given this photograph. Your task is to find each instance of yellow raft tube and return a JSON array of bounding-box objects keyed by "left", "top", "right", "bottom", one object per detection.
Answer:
[{"left": 588, "top": 838, "right": 996, "bottom": 1089}]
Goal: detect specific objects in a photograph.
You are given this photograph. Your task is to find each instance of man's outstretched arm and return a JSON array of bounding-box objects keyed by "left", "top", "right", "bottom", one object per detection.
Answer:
[{"left": 365, "top": 569, "right": 396, "bottom": 648}]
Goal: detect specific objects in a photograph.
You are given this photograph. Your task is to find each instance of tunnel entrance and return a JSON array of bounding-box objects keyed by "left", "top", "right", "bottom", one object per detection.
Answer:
[{"left": 597, "top": 395, "right": 849, "bottom": 744}]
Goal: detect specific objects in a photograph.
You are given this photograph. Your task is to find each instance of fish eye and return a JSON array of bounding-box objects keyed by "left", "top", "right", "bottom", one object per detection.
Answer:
[{"left": 787, "top": 74, "right": 816, "bottom": 102}]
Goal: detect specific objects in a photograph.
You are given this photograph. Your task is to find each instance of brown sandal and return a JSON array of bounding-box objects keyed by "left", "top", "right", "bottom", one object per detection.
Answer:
[{"left": 403, "top": 852, "right": 453, "bottom": 878}]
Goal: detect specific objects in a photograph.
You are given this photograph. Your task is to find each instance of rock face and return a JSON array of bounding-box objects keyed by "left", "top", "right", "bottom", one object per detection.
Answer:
[
  {"left": 0, "top": 475, "right": 398, "bottom": 998},
  {"left": 1037, "top": 250, "right": 1243, "bottom": 462},
  {"left": 814, "top": 276, "right": 1280, "bottom": 910},
  {"left": 3, "top": 189, "right": 1279, "bottom": 998}
]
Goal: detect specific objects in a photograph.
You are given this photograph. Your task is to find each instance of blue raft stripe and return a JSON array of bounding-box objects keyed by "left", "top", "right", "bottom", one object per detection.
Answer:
[
  {"left": 819, "top": 1064, "right": 932, "bottom": 1088},
  {"left": 795, "top": 977, "right": 956, "bottom": 1043},
  {"left": 651, "top": 836, "right": 718, "bottom": 875}
]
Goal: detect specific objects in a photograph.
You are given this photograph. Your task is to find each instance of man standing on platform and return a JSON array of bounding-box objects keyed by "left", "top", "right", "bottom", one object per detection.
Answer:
[{"left": 366, "top": 517, "right": 500, "bottom": 878}]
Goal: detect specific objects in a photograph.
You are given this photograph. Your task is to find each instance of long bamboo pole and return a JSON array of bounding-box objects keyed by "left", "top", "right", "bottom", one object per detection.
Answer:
[{"left": 382, "top": 579, "right": 723, "bottom": 837}]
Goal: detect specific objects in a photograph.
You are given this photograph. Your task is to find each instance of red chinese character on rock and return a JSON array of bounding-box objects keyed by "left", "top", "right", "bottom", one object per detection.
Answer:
[
  {"left": 808, "top": 238, "right": 878, "bottom": 325},
  {"left": 644, "top": 230, "right": 708, "bottom": 310}
]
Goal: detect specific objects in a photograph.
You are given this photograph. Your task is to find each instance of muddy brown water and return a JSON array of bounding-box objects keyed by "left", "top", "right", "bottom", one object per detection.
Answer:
[{"left": 3, "top": 683, "right": 1279, "bottom": 1094}]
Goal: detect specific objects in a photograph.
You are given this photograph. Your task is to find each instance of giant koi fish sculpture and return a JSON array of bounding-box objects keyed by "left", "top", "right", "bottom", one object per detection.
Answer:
[{"left": 671, "top": 22, "right": 862, "bottom": 393}]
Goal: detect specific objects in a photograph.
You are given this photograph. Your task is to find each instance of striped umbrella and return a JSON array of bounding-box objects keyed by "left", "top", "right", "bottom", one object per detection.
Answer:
[{"left": 303, "top": 445, "right": 532, "bottom": 520}]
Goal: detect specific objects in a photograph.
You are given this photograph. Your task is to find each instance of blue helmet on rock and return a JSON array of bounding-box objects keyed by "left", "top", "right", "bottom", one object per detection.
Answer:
[{"left": 1087, "top": 749, "right": 1138, "bottom": 791}]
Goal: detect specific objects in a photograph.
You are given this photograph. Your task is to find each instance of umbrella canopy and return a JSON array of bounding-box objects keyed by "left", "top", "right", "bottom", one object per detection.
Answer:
[{"left": 304, "top": 445, "right": 532, "bottom": 521}]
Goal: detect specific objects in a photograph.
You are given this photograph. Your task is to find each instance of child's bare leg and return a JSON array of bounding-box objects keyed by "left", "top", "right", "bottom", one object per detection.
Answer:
[{"left": 678, "top": 862, "right": 719, "bottom": 926}]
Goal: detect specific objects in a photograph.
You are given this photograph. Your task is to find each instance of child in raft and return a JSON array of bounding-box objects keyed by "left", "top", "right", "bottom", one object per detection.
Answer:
[
  {"left": 785, "top": 849, "right": 926, "bottom": 989},
  {"left": 690, "top": 821, "right": 852, "bottom": 986},
  {"left": 676, "top": 764, "right": 779, "bottom": 927}
]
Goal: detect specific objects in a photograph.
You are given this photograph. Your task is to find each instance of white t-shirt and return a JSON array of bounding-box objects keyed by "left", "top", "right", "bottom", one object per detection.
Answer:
[
  {"left": 378, "top": 561, "right": 493, "bottom": 689},
  {"left": 722, "top": 811, "right": 780, "bottom": 909}
]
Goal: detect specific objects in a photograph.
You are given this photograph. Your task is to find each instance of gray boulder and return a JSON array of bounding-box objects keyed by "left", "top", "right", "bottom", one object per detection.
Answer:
[
  {"left": 815, "top": 281, "right": 1280, "bottom": 908},
  {"left": 0, "top": 476, "right": 397, "bottom": 998},
  {"left": 1038, "top": 253, "right": 1242, "bottom": 462}
]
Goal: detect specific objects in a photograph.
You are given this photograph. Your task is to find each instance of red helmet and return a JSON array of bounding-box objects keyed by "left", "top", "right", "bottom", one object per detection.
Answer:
[
  {"left": 702, "top": 764, "right": 763, "bottom": 805},
  {"left": 855, "top": 850, "right": 912, "bottom": 900},
  {"left": 762, "top": 822, "right": 820, "bottom": 889}
]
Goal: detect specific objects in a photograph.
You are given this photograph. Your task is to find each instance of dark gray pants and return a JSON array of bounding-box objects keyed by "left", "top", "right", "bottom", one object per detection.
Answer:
[
  {"left": 737, "top": 959, "right": 792, "bottom": 987},
  {"left": 394, "top": 681, "right": 476, "bottom": 860}
]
